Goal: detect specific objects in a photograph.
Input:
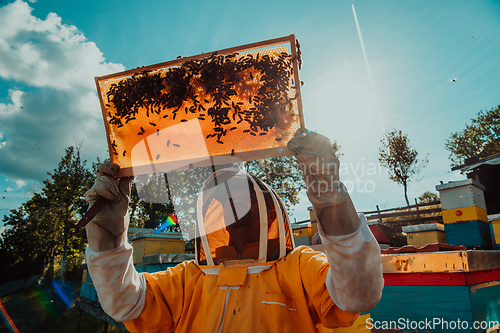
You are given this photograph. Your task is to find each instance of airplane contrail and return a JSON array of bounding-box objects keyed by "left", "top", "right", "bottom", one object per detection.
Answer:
[{"left": 352, "top": 4, "right": 385, "bottom": 133}]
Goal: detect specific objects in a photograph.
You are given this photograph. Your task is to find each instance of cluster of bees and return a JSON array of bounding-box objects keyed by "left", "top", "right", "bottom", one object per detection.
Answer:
[{"left": 105, "top": 48, "right": 299, "bottom": 149}]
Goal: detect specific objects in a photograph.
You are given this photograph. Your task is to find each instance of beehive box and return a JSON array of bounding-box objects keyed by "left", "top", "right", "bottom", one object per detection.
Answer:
[
  {"left": 135, "top": 253, "right": 195, "bottom": 273},
  {"left": 129, "top": 230, "right": 187, "bottom": 264},
  {"left": 444, "top": 220, "right": 495, "bottom": 249},
  {"left": 436, "top": 179, "right": 487, "bottom": 211},
  {"left": 441, "top": 206, "right": 489, "bottom": 224},
  {"left": 436, "top": 179, "right": 488, "bottom": 223},
  {"left": 402, "top": 223, "right": 446, "bottom": 247},
  {"left": 370, "top": 250, "right": 500, "bottom": 333},
  {"left": 95, "top": 35, "right": 304, "bottom": 177},
  {"left": 292, "top": 223, "right": 311, "bottom": 246},
  {"left": 308, "top": 206, "right": 317, "bottom": 223},
  {"left": 489, "top": 214, "right": 500, "bottom": 246},
  {"left": 80, "top": 264, "right": 99, "bottom": 303}
]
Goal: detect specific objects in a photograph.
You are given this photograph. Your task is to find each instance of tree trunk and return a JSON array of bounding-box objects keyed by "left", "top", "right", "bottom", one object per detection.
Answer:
[
  {"left": 60, "top": 220, "right": 69, "bottom": 282},
  {"left": 403, "top": 181, "right": 410, "bottom": 207}
]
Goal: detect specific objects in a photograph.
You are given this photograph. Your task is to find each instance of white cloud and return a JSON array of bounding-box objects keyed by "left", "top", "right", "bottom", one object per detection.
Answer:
[
  {"left": 15, "top": 180, "right": 26, "bottom": 188},
  {"left": 0, "top": 1, "right": 124, "bottom": 91},
  {"left": 0, "top": 0, "right": 126, "bottom": 182},
  {"left": 6, "top": 187, "right": 13, "bottom": 192}
]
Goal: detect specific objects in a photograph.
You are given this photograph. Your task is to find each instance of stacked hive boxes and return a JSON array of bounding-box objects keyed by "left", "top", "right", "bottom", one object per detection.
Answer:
[{"left": 436, "top": 179, "right": 494, "bottom": 249}]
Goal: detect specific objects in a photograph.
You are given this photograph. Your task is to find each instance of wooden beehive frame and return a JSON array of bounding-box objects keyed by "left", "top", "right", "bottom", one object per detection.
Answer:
[{"left": 95, "top": 34, "right": 304, "bottom": 177}]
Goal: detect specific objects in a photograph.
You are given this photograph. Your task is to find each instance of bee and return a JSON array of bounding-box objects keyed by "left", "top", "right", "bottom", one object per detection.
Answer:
[
  {"left": 167, "top": 140, "right": 170, "bottom": 147},
  {"left": 173, "top": 144, "right": 180, "bottom": 147},
  {"left": 231, "top": 149, "right": 235, "bottom": 156},
  {"left": 156, "top": 154, "right": 160, "bottom": 160}
]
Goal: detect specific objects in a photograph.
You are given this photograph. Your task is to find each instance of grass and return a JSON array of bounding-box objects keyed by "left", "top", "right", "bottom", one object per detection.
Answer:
[{"left": 0, "top": 282, "right": 128, "bottom": 333}]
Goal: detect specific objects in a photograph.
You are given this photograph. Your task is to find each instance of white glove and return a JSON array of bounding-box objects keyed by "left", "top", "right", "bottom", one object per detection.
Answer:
[
  {"left": 287, "top": 129, "right": 347, "bottom": 207},
  {"left": 85, "top": 163, "right": 134, "bottom": 252},
  {"left": 288, "top": 129, "right": 358, "bottom": 236}
]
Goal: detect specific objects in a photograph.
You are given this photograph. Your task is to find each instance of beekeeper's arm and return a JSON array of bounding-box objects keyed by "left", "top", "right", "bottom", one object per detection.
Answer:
[
  {"left": 84, "top": 163, "right": 146, "bottom": 322},
  {"left": 288, "top": 130, "right": 383, "bottom": 313}
]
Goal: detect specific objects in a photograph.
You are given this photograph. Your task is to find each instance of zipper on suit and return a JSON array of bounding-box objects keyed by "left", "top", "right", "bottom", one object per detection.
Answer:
[{"left": 217, "top": 288, "right": 231, "bottom": 333}]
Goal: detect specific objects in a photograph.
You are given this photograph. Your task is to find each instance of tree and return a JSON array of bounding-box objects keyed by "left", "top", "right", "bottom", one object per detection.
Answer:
[
  {"left": 445, "top": 105, "right": 500, "bottom": 166},
  {"left": 418, "top": 191, "right": 439, "bottom": 204},
  {"left": 0, "top": 146, "right": 94, "bottom": 283},
  {"left": 379, "top": 130, "right": 428, "bottom": 206}
]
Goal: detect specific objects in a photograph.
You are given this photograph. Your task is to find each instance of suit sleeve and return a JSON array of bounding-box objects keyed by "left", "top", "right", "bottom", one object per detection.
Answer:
[
  {"left": 85, "top": 242, "right": 146, "bottom": 322},
  {"left": 319, "top": 213, "right": 384, "bottom": 313}
]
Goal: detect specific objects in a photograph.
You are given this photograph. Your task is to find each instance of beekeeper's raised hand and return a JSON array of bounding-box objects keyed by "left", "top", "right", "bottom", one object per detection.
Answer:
[
  {"left": 85, "top": 162, "right": 134, "bottom": 252},
  {"left": 287, "top": 129, "right": 359, "bottom": 235}
]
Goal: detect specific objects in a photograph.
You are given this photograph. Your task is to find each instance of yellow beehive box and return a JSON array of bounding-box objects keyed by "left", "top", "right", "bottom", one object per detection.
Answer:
[
  {"left": 492, "top": 221, "right": 500, "bottom": 245},
  {"left": 441, "top": 205, "right": 488, "bottom": 224},
  {"left": 402, "top": 223, "right": 446, "bottom": 247},
  {"left": 129, "top": 231, "right": 186, "bottom": 264},
  {"left": 490, "top": 214, "right": 500, "bottom": 245},
  {"left": 308, "top": 206, "right": 317, "bottom": 223}
]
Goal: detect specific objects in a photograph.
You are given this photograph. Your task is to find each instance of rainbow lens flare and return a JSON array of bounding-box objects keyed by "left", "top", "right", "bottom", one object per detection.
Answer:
[{"left": 154, "top": 213, "right": 179, "bottom": 234}]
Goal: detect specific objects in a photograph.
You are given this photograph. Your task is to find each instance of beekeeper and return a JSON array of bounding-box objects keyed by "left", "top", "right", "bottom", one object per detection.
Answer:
[{"left": 85, "top": 130, "right": 384, "bottom": 332}]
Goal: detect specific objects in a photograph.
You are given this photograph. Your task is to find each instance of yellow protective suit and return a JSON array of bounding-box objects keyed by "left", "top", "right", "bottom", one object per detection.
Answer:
[
  {"left": 124, "top": 246, "right": 358, "bottom": 333},
  {"left": 86, "top": 167, "right": 383, "bottom": 333}
]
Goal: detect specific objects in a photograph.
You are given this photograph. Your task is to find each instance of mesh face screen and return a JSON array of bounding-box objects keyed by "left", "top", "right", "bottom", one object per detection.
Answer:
[{"left": 95, "top": 36, "right": 303, "bottom": 176}]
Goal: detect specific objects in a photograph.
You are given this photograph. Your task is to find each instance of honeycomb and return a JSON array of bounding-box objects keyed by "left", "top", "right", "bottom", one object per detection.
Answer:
[{"left": 96, "top": 39, "right": 302, "bottom": 176}]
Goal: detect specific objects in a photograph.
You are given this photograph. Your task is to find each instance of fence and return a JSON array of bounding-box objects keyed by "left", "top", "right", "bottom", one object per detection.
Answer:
[{"left": 363, "top": 199, "right": 442, "bottom": 232}]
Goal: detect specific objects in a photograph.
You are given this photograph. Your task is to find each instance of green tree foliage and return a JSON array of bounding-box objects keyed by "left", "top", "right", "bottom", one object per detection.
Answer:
[
  {"left": 0, "top": 146, "right": 94, "bottom": 283},
  {"left": 243, "top": 156, "right": 305, "bottom": 211},
  {"left": 129, "top": 173, "right": 176, "bottom": 229},
  {"left": 379, "top": 130, "right": 428, "bottom": 206},
  {"left": 445, "top": 105, "right": 500, "bottom": 166},
  {"left": 418, "top": 191, "right": 439, "bottom": 204}
]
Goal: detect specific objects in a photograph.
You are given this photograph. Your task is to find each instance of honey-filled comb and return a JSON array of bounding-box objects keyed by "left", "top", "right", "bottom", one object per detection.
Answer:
[{"left": 95, "top": 35, "right": 304, "bottom": 177}]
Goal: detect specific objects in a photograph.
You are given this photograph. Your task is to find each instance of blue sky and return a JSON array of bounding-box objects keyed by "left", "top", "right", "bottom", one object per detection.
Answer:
[{"left": 1, "top": 0, "right": 499, "bottom": 229}]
